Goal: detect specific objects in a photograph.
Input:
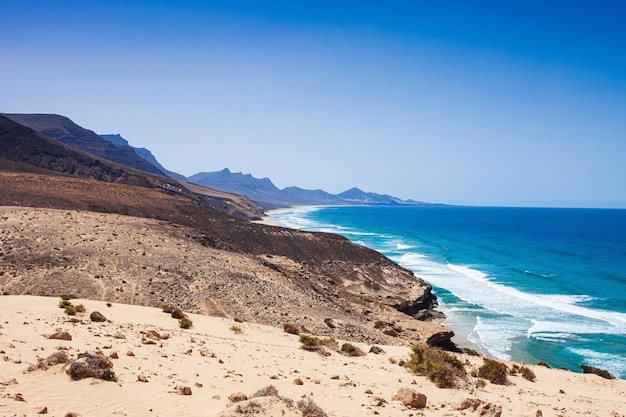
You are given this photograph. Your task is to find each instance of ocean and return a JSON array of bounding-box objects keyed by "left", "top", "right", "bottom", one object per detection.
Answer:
[{"left": 268, "top": 205, "right": 626, "bottom": 379}]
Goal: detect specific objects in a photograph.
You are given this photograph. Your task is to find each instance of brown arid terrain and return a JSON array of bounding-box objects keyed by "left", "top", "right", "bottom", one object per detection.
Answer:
[
  {"left": 0, "top": 205, "right": 447, "bottom": 346},
  {"left": 1, "top": 296, "right": 625, "bottom": 417}
]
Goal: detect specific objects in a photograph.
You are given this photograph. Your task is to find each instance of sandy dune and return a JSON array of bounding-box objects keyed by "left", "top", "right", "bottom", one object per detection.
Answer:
[{"left": 1, "top": 296, "right": 624, "bottom": 417}]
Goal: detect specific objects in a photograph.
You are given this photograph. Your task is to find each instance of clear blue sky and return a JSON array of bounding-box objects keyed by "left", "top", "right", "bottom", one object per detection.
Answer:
[{"left": 2, "top": 1, "right": 625, "bottom": 207}]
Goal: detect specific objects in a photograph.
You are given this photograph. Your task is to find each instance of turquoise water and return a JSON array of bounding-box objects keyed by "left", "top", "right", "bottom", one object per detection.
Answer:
[{"left": 269, "top": 205, "right": 626, "bottom": 378}]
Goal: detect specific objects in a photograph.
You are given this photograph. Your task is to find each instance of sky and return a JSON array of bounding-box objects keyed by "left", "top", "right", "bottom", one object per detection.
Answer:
[{"left": 2, "top": 0, "right": 626, "bottom": 208}]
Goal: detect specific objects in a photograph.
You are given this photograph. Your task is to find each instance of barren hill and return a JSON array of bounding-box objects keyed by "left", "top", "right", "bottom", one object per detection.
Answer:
[{"left": 0, "top": 114, "right": 455, "bottom": 348}]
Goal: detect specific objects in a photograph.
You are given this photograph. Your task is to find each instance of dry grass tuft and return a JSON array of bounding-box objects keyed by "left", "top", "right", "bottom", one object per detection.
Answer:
[
  {"left": 297, "top": 398, "right": 329, "bottom": 417},
  {"left": 27, "top": 351, "right": 70, "bottom": 371}
]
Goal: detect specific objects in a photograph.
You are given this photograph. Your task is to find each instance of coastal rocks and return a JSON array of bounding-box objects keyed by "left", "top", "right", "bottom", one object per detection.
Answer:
[
  {"left": 455, "top": 397, "right": 483, "bottom": 411},
  {"left": 391, "top": 387, "right": 427, "bottom": 409},
  {"left": 426, "top": 330, "right": 456, "bottom": 349},
  {"left": 477, "top": 402, "right": 503, "bottom": 417},
  {"left": 89, "top": 311, "right": 107, "bottom": 322},
  {"left": 47, "top": 331, "right": 72, "bottom": 341}
]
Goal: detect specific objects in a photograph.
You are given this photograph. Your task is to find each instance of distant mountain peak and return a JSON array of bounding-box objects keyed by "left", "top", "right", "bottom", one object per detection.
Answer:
[{"left": 189, "top": 169, "right": 431, "bottom": 209}]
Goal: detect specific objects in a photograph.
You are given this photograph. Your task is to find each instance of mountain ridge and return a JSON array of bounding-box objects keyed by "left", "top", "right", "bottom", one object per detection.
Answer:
[{"left": 189, "top": 168, "right": 434, "bottom": 209}]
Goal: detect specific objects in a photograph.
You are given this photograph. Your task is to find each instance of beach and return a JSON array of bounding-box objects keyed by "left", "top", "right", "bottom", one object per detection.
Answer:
[{"left": 1, "top": 295, "right": 625, "bottom": 417}]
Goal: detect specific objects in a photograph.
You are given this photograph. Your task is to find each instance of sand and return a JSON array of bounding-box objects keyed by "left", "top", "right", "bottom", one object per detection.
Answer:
[{"left": 1, "top": 295, "right": 624, "bottom": 417}]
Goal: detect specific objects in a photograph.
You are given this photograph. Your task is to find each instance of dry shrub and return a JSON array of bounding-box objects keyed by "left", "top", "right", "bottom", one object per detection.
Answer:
[
  {"left": 537, "top": 361, "right": 551, "bottom": 368},
  {"left": 324, "top": 318, "right": 336, "bottom": 329},
  {"left": 179, "top": 317, "right": 193, "bottom": 329},
  {"left": 340, "top": 343, "right": 364, "bottom": 357},
  {"left": 235, "top": 400, "right": 263, "bottom": 414},
  {"left": 250, "top": 385, "right": 294, "bottom": 407},
  {"left": 297, "top": 398, "right": 329, "bottom": 417},
  {"left": 580, "top": 364, "right": 615, "bottom": 379},
  {"left": 28, "top": 351, "right": 70, "bottom": 371},
  {"left": 520, "top": 366, "right": 536, "bottom": 381},
  {"left": 478, "top": 358, "right": 509, "bottom": 385},
  {"left": 463, "top": 347, "right": 481, "bottom": 356},
  {"left": 251, "top": 385, "right": 279, "bottom": 398},
  {"left": 405, "top": 344, "right": 466, "bottom": 388},
  {"left": 283, "top": 323, "right": 300, "bottom": 335},
  {"left": 67, "top": 352, "right": 117, "bottom": 381}
]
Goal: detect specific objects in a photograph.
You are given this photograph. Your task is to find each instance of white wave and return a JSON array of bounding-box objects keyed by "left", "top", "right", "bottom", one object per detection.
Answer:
[
  {"left": 396, "top": 243, "right": 414, "bottom": 250},
  {"left": 444, "top": 263, "right": 626, "bottom": 329}
]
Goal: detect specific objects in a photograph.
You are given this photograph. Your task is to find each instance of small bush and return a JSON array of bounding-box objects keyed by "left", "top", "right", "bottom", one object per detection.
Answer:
[
  {"left": 106, "top": 302, "right": 112, "bottom": 307},
  {"left": 580, "top": 364, "right": 615, "bottom": 379},
  {"left": 478, "top": 359, "right": 509, "bottom": 385},
  {"left": 340, "top": 343, "right": 364, "bottom": 357},
  {"left": 324, "top": 318, "right": 336, "bottom": 329},
  {"left": 28, "top": 351, "right": 70, "bottom": 371},
  {"left": 74, "top": 304, "right": 86, "bottom": 313},
  {"left": 297, "top": 398, "right": 329, "bottom": 417},
  {"left": 64, "top": 306, "right": 76, "bottom": 316},
  {"left": 405, "top": 345, "right": 466, "bottom": 388},
  {"left": 250, "top": 385, "right": 295, "bottom": 407},
  {"left": 251, "top": 385, "right": 279, "bottom": 398},
  {"left": 59, "top": 300, "right": 73, "bottom": 309},
  {"left": 537, "top": 361, "right": 551, "bottom": 368},
  {"left": 60, "top": 294, "right": 76, "bottom": 300},
  {"left": 160, "top": 305, "right": 173, "bottom": 313},
  {"left": 520, "top": 366, "right": 536, "bottom": 381},
  {"left": 463, "top": 347, "right": 481, "bottom": 356},
  {"left": 230, "top": 325, "right": 242, "bottom": 334},
  {"left": 67, "top": 352, "right": 116, "bottom": 382},
  {"left": 299, "top": 334, "right": 326, "bottom": 348},
  {"left": 179, "top": 318, "right": 193, "bottom": 329},
  {"left": 373, "top": 320, "right": 386, "bottom": 329},
  {"left": 383, "top": 329, "right": 398, "bottom": 337},
  {"left": 283, "top": 323, "right": 300, "bottom": 335}
]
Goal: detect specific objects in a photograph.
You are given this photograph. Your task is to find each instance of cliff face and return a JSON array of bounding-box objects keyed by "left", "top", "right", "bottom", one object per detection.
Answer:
[
  {"left": 0, "top": 115, "right": 264, "bottom": 220},
  {"left": 2, "top": 114, "right": 167, "bottom": 176}
]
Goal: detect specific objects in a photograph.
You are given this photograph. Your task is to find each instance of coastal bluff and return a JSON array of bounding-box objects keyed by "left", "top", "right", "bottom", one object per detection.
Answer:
[{"left": 0, "top": 206, "right": 452, "bottom": 347}]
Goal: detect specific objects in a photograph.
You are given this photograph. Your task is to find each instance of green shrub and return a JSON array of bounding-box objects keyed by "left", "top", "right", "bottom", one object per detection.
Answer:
[
  {"left": 283, "top": 323, "right": 301, "bottom": 335},
  {"left": 179, "top": 317, "right": 193, "bottom": 329},
  {"left": 520, "top": 366, "right": 536, "bottom": 381},
  {"left": 59, "top": 300, "right": 73, "bottom": 309},
  {"left": 405, "top": 344, "right": 466, "bottom": 388},
  {"left": 64, "top": 306, "right": 77, "bottom": 316},
  {"left": 580, "top": 364, "right": 615, "bottom": 379},
  {"left": 341, "top": 343, "right": 364, "bottom": 357},
  {"left": 60, "top": 294, "right": 76, "bottom": 301},
  {"left": 478, "top": 359, "right": 509, "bottom": 385},
  {"left": 160, "top": 305, "right": 173, "bottom": 313},
  {"left": 74, "top": 304, "right": 86, "bottom": 313},
  {"left": 299, "top": 334, "right": 326, "bottom": 348},
  {"left": 230, "top": 325, "right": 242, "bottom": 334}
]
